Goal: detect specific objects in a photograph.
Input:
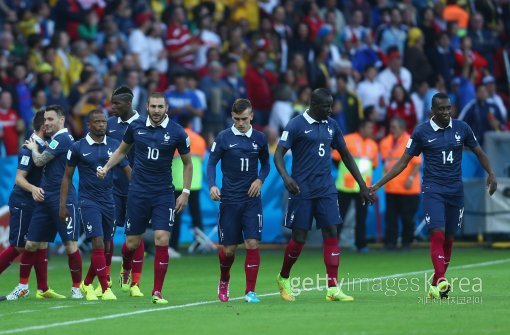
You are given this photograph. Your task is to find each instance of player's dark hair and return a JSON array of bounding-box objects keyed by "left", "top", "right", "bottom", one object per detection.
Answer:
[
  {"left": 112, "top": 85, "right": 134, "bottom": 102},
  {"left": 431, "top": 92, "right": 450, "bottom": 109},
  {"left": 87, "top": 109, "right": 105, "bottom": 121},
  {"left": 232, "top": 98, "right": 252, "bottom": 114},
  {"left": 310, "top": 88, "right": 332, "bottom": 106},
  {"left": 33, "top": 109, "right": 46, "bottom": 131},
  {"left": 45, "top": 104, "right": 65, "bottom": 117},
  {"left": 147, "top": 92, "right": 167, "bottom": 105}
]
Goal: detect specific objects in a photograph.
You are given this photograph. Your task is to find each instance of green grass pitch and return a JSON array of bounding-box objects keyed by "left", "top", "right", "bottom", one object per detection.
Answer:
[{"left": 0, "top": 248, "right": 508, "bottom": 335}]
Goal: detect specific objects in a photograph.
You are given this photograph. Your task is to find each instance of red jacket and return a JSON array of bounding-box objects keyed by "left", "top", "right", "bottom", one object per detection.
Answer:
[
  {"left": 244, "top": 65, "right": 277, "bottom": 112},
  {"left": 387, "top": 101, "right": 417, "bottom": 133}
]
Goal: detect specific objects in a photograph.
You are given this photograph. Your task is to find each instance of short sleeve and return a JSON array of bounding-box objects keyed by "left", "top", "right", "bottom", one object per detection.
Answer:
[
  {"left": 176, "top": 127, "right": 191, "bottom": 155},
  {"left": 210, "top": 132, "right": 224, "bottom": 157},
  {"left": 463, "top": 122, "right": 479, "bottom": 149},
  {"left": 17, "top": 148, "right": 33, "bottom": 172},
  {"left": 278, "top": 120, "right": 295, "bottom": 150},
  {"left": 331, "top": 121, "right": 346, "bottom": 151},
  {"left": 46, "top": 134, "right": 70, "bottom": 157},
  {"left": 123, "top": 123, "right": 135, "bottom": 144},
  {"left": 67, "top": 143, "right": 79, "bottom": 167},
  {"left": 405, "top": 129, "right": 423, "bottom": 157}
]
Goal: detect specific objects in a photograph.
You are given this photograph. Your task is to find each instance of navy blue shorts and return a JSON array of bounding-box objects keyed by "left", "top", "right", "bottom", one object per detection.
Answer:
[
  {"left": 79, "top": 198, "right": 115, "bottom": 241},
  {"left": 284, "top": 195, "right": 342, "bottom": 230},
  {"left": 218, "top": 198, "right": 263, "bottom": 246},
  {"left": 27, "top": 198, "right": 79, "bottom": 243},
  {"left": 125, "top": 191, "right": 175, "bottom": 235},
  {"left": 9, "top": 205, "right": 33, "bottom": 247},
  {"left": 114, "top": 194, "right": 127, "bottom": 227},
  {"left": 423, "top": 192, "right": 464, "bottom": 234}
]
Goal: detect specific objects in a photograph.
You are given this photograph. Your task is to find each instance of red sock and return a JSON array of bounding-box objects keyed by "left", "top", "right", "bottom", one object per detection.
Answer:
[
  {"left": 0, "top": 246, "right": 20, "bottom": 274},
  {"left": 430, "top": 231, "right": 446, "bottom": 285},
  {"left": 84, "top": 257, "right": 96, "bottom": 286},
  {"left": 245, "top": 248, "right": 260, "bottom": 293},
  {"left": 105, "top": 240, "right": 114, "bottom": 281},
  {"left": 34, "top": 249, "right": 48, "bottom": 292},
  {"left": 19, "top": 250, "right": 36, "bottom": 285},
  {"left": 153, "top": 245, "right": 169, "bottom": 295},
  {"left": 323, "top": 237, "right": 340, "bottom": 287},
  {"left": 132, "top": 240, "right": 144, "bottom": 286},
  {"left": 92, "top": 248, "right": 108, "bottom": 292},
  {"left": 121, "top": 242, "right": 135, "bottom": 273},
  {"left": 443, "top": 238, "right": 453, "bottom": 273},
  {"left": 280, "top": 239, "right": 304, "bottom": 278},
  {"left": 68, "top": 250, "right": 82, "bottom": 288},
  {"left": 219, "top": 248, "right": 235, "bottom": 282}
]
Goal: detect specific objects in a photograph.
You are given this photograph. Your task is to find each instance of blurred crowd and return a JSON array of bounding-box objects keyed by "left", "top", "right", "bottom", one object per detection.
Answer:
[{"left": 1, "top": 0, "right": 510, "bottom": 157}]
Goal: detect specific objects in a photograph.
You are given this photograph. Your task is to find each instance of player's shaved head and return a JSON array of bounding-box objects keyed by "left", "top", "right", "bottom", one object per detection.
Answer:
[
  {"left": 431, "top": 92, "right": 450, "bottom": 109},
  {"left": 310, "top": 88, "right": 332, "bottom": 106},
  {"left": 88, "top": 109, "right": 106, "bottom": 121},
  {"left": 309, "top": 88, "right": 333, "bottom": 121}
]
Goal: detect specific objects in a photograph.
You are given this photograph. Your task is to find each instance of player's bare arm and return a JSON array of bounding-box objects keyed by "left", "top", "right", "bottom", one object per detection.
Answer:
[
  {"left": 97, "top": 141, "right": 132, "bottom": 179},
  {"left": 371, "top": 152, "right": 413, "bottom": 193},
  {"left": 175, "top": 153, "right": 193, "bottom": 214},
  {"left": 25, "top": 138, "right": 54, "bottom": 167},
  {"left": 471, "top": 145, "right": 497, "bottom": 195},
  {"left": 405, "top": 164, "right": 421, "bottom": 189},
  {"left": 123, "top": 165, "right": 132, "bottom": 182},
  {"left": 15, "top": 169, "right": 44, "bottom": 202},
  {"left": 337, "top": 145, "right": 374, "bottom": 205},
  {"left": 274, "top": 145, "right": 300, "bottom": 195},
  {"left": 59, "top": 164, "right": 75, "bottom": 223}
]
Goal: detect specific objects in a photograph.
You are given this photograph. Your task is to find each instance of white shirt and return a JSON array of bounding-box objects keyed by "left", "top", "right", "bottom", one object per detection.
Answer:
[
  {"left": 147, "top": 36, "right": 168, "bottom": 73},
  {"left": 269, "top": 100, "right": 294, "bottom": 131},
  {"left": 356, "top": 79, "right": 386, "bottom": 118},
  {"left": 128, "top": 29, "right": 151, "bottom": 71},
  {"left": 487, "top": 94, "right": 507, "bottom": 120},
  {"left": 195, "top": 30, "right": 221, "bottom": 69},
  {"left": 376, "top": 67, "right": 412, "bottom": 103},
  {"left": 411, "top": 92, "right": 425, "bottom": 123}
]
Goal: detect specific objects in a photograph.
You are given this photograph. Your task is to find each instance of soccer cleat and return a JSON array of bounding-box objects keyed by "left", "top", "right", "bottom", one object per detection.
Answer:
[
  {"left": 71, "top": 287, "right": 84, "bottom": 299},
  {"left": 325, "top": 287, "right": 354, "bottom": 302},
  {"left": 36, "top": 288, "right": 66, "bottom": 299},
  {"left": 244, "top": 291, "right": 260, "bottom": 303},
  {"left": 217, "top": 280, "right": 229, "bottom": 302},
  {"left": 101, "top": 288, "right": 117, "bottom": 301},
  {"left": 130, "top": 284, "right": 144, "bottom": 297},
  {"left": 80, "top": 282, "right": 98, "bottom": 301},
  {"left": 152, "top": 291, "right": 168, "bottom": 304},
  {"left": 276, "top": 273, "right": 295, "bottom": 302},
  {"left": 428, "top": 285, "right": 440, "bottom": 299},
  {"left": 438, "top": 280, "right": 451, "bottom": 299},
  {"left": 6, "top": 285, "right": 30, "bottom": 300},
  {"left": 168, "top": 247, "right": 182, "bottom": 259},
  {"left": 95, "top": 279, "right": 113, "bottom": 297},
  {"left": 119, "top": 269, "right": 132, "bottom": 293}
]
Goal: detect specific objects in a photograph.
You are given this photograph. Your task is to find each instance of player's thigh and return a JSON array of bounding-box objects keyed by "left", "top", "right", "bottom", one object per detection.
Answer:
[
  {"left": 126, "top": 194, "right": 153, "bottom": 235},
  {"left": 445, "top": 195, "right": 464, "bottom": 235},
  {"left": 79, "top": 200, "right": 106, "bottom": 240},
  {"left": 314, "top": 195, "right": 343, "bottom": 229},
  {"left": 27, "top": 202, "right": 57, "bottom": 243},
  {"left": 101, "top": 202, "right": 116, "bottom": 241},
  {"left": 241, "top": 198, "right": 263, "bottom": 241},
  {"left": 9, "top": 206, "right": 33, "bottom": 247},
  {"left": 422, "top": 192, "right": 446, "bottom": 231},
  {"left": 150, "top": 192, "right": 176, "bottom": 233},
  {"left": 284, "top": 198, "right": 314, "bottom": 230},
  {"left": 218, "top": 202, "right": 244, "bottom": 246},
  {"left": 114, "top": 194, "right": 127, "bottom": 227},
  {"left": 54, "top": 202, "right": 79, "bottom": 242}
]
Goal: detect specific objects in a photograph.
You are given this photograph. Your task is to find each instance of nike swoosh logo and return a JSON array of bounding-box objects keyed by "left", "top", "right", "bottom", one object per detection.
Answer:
[
  {"left": 229, "top": 144, "right": 238, "bottom": 148},
  {"left": 159, "top": 262, "right": 168, "bottom": 265},
  {"left": 138, "top": 131, "right": 147, "bottom": 135},
  {"left": 133, "top": 260, "right": 143, "bottom": 263},
  {"left": 96, "top": 266, "right": 106, "bottom": 272},
  {"left": 67, "top": 231, "right": 73, "bottom": 235},
  {"left": 287, "top": 254, "right": 297, "bottom": 259},
  {"left": 305, "top": 130, "right": 312, "bottom": 134},
  {"left": 428, "top": 138, "right": 437, "bottom": 143},
  {"left": 438, "top": 256, "right": 445, "bottom": 259},
  {"left": 108, "top": 130, "right": 116, "bottom": 133},
  {"left": 246, "top": 264, "right": 258, "bottom": 268},
  {"left": 83, "top": 153, "right": 92, "bottom": 156},
  {"left": 331, "top": 252, "right": 340, "bottom": 256}
]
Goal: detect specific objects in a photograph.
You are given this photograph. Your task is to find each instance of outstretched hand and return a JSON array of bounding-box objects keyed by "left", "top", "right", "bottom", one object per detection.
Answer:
[
  {"left": 360, "top": 186, "right": 375, "bottom": 206},
  {"left": 487, "top": 174, "right": 497, "bottom": 196}
]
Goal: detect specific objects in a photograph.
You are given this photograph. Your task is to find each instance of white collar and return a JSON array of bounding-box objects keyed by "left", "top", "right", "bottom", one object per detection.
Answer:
[
  {"left": 231, "top": 125, "right": 253, "bottom": 137},
  {"left": 51, "top": 128, "right": 68, "bottom": 139},
  {"left": 85, "top": 133, "right": 107, "bottom": 145},
  {"left": 32, "top": 134, "right": 45, "bottom": 146},
  {"left": 118, "top": 110, "right": 139, "bottom": 124},
  {"left": 430, "top": 117, "right": 452, "bottom": 131},
  {"left": 146, "top": 115, "right": 169, "bottom": 128},
  {"left": 303, "top": 110, "right": 328, "bottom": 124}
]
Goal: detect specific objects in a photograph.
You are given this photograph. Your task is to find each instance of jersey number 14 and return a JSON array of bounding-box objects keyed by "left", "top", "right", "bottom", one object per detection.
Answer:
[{"left": 442, "top": 150, "right": 453, "bottom": 164}]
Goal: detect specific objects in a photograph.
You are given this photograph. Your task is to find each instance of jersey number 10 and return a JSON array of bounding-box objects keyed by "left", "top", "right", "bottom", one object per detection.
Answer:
[{"left": 147, "top": 146, "right": 160, "bottom": 160}]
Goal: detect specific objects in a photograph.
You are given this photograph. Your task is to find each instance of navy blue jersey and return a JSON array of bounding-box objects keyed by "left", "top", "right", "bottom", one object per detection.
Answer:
[
  {"left": 107, "top": 112, "right": 139, "bottom": 196},
  {"left": 40, "top": 129, "right": 76, "bottom": 197},
  {"left": 123, "top": 116, "right": 190, "bottom": 193},
  {"left": 8, "top": 135, "right": 45, "bottom": 208},
  {"left": 406, "top": 118, "right": 479, "bottom": 195},
  {"left": 278, "top": 112, "right": 346, "bottom": 199},
  {"left": 67, "top": 134, "right": 128, "bottom": 202},
  {"left": 207, "top": 126, "right": 270, "bottom": 203}
]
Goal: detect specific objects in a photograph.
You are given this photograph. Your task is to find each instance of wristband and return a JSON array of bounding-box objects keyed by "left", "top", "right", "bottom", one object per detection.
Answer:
[{"left": 182, "top": 188, "right": 191, "bottom": 194}]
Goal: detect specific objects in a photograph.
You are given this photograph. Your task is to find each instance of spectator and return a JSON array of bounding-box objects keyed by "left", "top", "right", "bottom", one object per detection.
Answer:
[
  {"left": 199, "top": 61, "right": 230, "bottom": 136},
  {"left": 166, "top": 70, "right": 203, "bottom": 129},
  {"left": 333, "top": 74, "right": 363, "bottom": 135},
  {"left": 356, "top": 64, "right": 386, "bottom": 120},
  {"left": 341, "top": 9, "right": 371, "bottom": 54},
  {"left": 426, "top": 32, "right": 456, "bottom": 89},
  {"left": 302, "top": 1, "right": 324, "bottom": 42},
  {"left": 378, "top": 7, "right": 408, "bottom": 55},
  {"left": 308, "top": 44, "right": 332, "bottom": 90},
  {"left": 78, "top": 9, "right": 99, "bottom": 42},
  {"left": 404, "top": 28, "right": 433, "bottom": 90},
  {"left": 386, "top": 84, "right": 417, "bottom": 133},
  {"left": 33, "top": 2, "right": 55, "bottom": 46},
  {"left": 54, "top": 0, "right": 85, "bottom": 41},
  {"left": 100, "top": 34, "right": 123, "bottom": 74},
  {"left": 46, "top": 77, "right": 70, "bottom": 114},
  {"left": 351, "top": 33, "right": 384, "bottom": 75},
  {"left": 223, "top": 56, "right": 247, "bottom": 110},
  {"left": 289, "top": 53, "right": 309, "bottom": 88},
  {"left": 376, "top": 47, "right": 412, "bottom": 103},
  {"left": 454, "top": 36, "right": 488, "bottom": 84},
  {"left": 195, "top": 14, "right": 221, "bottom": 70},
  {"left": 52, "top": 30, "right": 82, "bottom": 96},
  {"left": 10, "top": 62, "right": 33, "bottom": 130},
  {"left": 410, "top": 79, "right": 429, "bottom": 124},
  {"left": 468, "top": 12, "right": 499, "bottom": 71},
  {"left": 288, "top": 21, "right": 315, "bottom": 65},
  {"left": 419, "top": 7, "right": 441, "bottom": 50},
  {"left": 292, "top": 85, "right": 311, "bottom": 115},
  {"left": 269, "top": 84, "right": 294, "bottom": 133},
  {"left": 446, "top": 20, "right": 461, "bottom": 51},
  {"left": 422, "top": 74, "right": 447, "bottom": 122},
  {"left": 128, "top": 11, "right": 152, "bottom": 71},
  {"left": 165, "top": 5, "right": 197, "bottom": 70},
  {"left": 125, "top": 70, "right": 148, "bottom": 116},
  {"left": 483, "top": 75, "right": 507, "bottom": 121},
  {"left": 0, "top": 90, "right": 24, "bottom": 156},
  {"left": 146, "top": 22, "right": 168, "bottom": 74},
  {"left": 273, "top": 5, "right": 292, "bottom": 73},
  {"left": 443, "top": 0, "right": 470, "bottom": 33},
  {"left": 319, "top": 0, "right": 346, "bottom": 36}
]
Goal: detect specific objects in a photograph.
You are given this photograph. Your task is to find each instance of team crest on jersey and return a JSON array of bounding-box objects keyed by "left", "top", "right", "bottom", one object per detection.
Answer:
[
  {"left": 455, "top": 131, "right": 462, "bottom": 144},
  {"left": 163, "top": 132, "right": 170, "bottom": 142},
  {"left": 86, "top": 223, "right": 93, "bottom": 233},
  {"left": 327, "top": 127, "right": 333, "bottom": 137},
  {"left": 107, "top": 149, "right": 113, "bottom": 157},
  {"left": 252, "top": 142, "right": 258, "bottom": 150},
  {"left": 49, "top": 139, "right": 59, "bottom": 149},
  {"left": 425, "top": 214, "right": 431, "bottom": 225},
  {"left": 126, "top": 219, "right": 131, "bottom": 231}
]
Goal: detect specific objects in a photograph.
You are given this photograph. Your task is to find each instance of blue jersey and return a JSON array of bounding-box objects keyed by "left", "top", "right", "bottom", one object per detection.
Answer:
[
  {"left": 207, "top": 126, "right": 270, "bottom": 204},
  {"left": 107, "top": 112, "right": 139, "bottom": 196},
  {"left": 67, "top": 134, "right": 127, "bottom": 202},
  {"left": 8, "top": 136, "right": 45, "bottom": 208},
  {"left": 279, "top": 112, "right": 346, "bottom": 199},
  {"left": 123, "top": 116, "right": 190, "bottom": 193},
  {"left": 406, "top": 118, "right": 478, "bottom": 195},
  {"left": 40, "top": 128, "right": 76, "bottom": 198}
]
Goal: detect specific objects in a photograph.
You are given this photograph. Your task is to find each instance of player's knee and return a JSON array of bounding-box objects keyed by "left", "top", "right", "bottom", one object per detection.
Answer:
[
  {"left": 64, "top": 241, "right": 78, "bottom": 254},
  {"left": 321, "top": 226, "right": 337, "bottom": 239},
  {"left": 91, "top": 237, "right": 105, "bottom": 249},
  {"left": 24, "top": 241, "right": 38, "bottom": 252},
  {"left": 291, "top": 229, "right": 307, "bottom": 244},
  {"left": 223, "top": 245, "right": 237, "bottom": 256},
  {"left": 245, "top": 239, "right": 258, "bottom": 250},
  {"left": 126, "top": 237, "right": 141, "bottom": 250},
  {"left": 15, "top": 247, "right": 25, "bottom": 253},
  {"left": 154, "top": 231, "right": 170, "bottom": 246}
]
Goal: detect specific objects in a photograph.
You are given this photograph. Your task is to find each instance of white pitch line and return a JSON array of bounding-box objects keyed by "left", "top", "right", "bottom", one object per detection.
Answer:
[{"left": 0, "top": 258, "right": 508, "bottom": 335}]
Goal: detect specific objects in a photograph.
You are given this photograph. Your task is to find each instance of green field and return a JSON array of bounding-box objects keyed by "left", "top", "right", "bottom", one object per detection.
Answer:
[{"left": 0, "top": 248, "right": 509, "bottom": 335}]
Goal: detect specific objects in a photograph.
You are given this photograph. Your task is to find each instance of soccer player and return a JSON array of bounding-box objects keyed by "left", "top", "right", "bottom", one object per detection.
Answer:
[
  {"left": 0, "top": 111, "right": 46, "bottom": 300},
  {"left": 274, "top": 88, "right": 373, "bottom": 302},
  {"left": 107, "top": 86, "right": 145, "bottom": 297},
  {"left": 370, "top": 92, "right": 498, "bottom": 299},
  {"left": 60, "top": 110, "right": 131, "bottom": 301},
  {"left": 11, "top": 105, "right": 83, "bottom": 299},
  {"left": 97, "top": 93, "right": 192, "bottom": 304},
  {"left": 207, "top": 99, "right": 270, "bottom": 303}
]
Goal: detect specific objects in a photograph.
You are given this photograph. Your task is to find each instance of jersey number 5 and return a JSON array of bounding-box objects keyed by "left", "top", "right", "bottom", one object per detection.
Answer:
[
  {"left": 318, "top": 143, "right": 325, "bottom": 157},
  {"left": 442, "top": 150, "right": 453, "bottom": 164}
]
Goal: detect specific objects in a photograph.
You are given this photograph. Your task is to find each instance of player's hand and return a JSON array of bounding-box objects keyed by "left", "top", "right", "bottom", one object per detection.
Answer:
[
  {"left": 368, "top": 184, "right": 379, "bottom": 197},
  {"left": 59, "top": 205, "right": 70, "bottom": 225},
  {"left": 247, "top": 179, "right": 262, "bottom": 198},
  {"left": 487, "top": 173, "right": 497, "bottom": 196},
  {"left": 360, "top": 186, "right": 375, "bottom": 206},
  {"left": 210, "top": 186, "right": 221, "bottom": 201},
  {"left": 283, "top": 176, "right": 300, "bottom": 195},
  {"left": 96, "top": 166, "right": 108, "bottom": 180},
  {"left": 31, "top": 186, "right": 45, "bottom": 202},
  {"left": 175, "top": 192, "right": 189, "bottom": 214},
  {"left": 23, "top": 137, "right": 37, "bottom": 150}
]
